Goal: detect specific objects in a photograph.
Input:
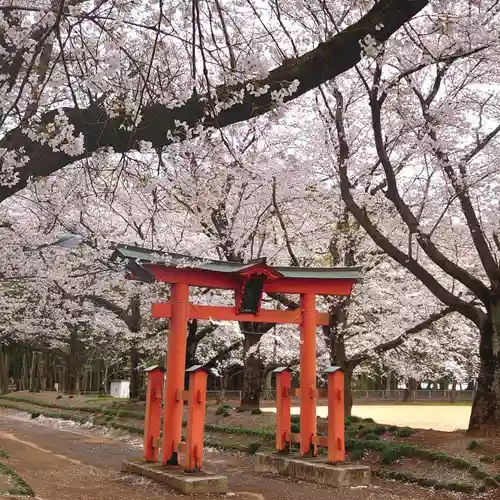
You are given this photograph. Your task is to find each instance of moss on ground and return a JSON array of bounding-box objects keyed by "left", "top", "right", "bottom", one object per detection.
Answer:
[{"left": 0, "top": 462, "right": 34, "bottom": 496}]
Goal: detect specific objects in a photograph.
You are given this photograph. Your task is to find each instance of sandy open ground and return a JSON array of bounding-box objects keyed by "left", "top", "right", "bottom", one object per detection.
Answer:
[{"left": 261, "top": 405, "right": 472, "bottom": 431}]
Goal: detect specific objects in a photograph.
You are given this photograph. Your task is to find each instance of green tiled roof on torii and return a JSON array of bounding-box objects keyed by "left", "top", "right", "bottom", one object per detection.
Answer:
[{"left": 111, "top": 243, "right": 362, "bottom": 281}]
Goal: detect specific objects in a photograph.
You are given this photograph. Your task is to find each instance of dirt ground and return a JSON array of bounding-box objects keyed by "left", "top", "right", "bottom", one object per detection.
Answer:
[{"left": 1, "top": 409, "right": 490, "bottom": 500}]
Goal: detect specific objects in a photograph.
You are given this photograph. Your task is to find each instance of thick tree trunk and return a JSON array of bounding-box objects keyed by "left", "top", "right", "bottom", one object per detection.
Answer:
[
  {"left": 65, "top": 329, "right": 81, "bottom": 394},
  {"left": 240, "top": 332, "right": 263, "bottom": 410},
  {"left": 468, "top": 299, "right": 500, "bottom": 436}
]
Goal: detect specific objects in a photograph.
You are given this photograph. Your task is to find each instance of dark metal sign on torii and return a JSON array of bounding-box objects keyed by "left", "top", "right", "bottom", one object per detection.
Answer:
[{"left": 112, "top": 244, "right": 361, "bottom": 471}]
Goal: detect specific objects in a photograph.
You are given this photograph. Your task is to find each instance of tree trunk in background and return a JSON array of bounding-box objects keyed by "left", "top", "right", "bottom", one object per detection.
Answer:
[
  {"left": 0, "top": 346, "right": 9, "bottom": 393},
  {"left": 12, "top": 347, "right": 21, "bottom": 391},
  {"left": 468, "top": 299, "right": 500, "bottom": 436},
  {"left": 129, "top": 346, "right": 140, "bottom": 399},
  {"left": 29, "top": 352, "right": 38, "bottom": 392},
  {"left": 21, "top": 352, "right": 28, "bottom": 390},
  {"left": 65, "top": 329, "right": 81, "bottom": 394},
  {"left": 344, "top": 364, "right": 354, "bottom": 416},
  {"left": 127, "top": 294, "right": 142, "bottom": 400},
  {"left": 44, "top": 353, "right": 53, "bottom": 390},
  {"left": 264, "top": 370, "right": 273, "bottom": 392},
  {"left": 240, "top": 332, "right": 263, "bottom": 410}
]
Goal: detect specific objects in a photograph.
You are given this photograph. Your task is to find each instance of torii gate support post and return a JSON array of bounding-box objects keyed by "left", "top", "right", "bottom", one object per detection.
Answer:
[
  {"left": 300, "top": 292, "right": 317, "bottom": 457},
  {"left": 162, "top": 283, "right": 189, "bottom": 465},
  {"left": 326, "top": 366, "right": 345, "bottom": 463},
  {"left": 143, "top": 365, "right": 165, "bottom": 462},
  {"left": 184, "top": 366, "right": 208, "bottom": 472},
  {"left": 274, "top": 367, "right": 291, "bottom": 453}
]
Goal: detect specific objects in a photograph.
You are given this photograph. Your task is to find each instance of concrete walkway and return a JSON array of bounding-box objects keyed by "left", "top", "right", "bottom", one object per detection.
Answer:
[{"left": 0, "top": 410, "right": 466, "bottom": 499}]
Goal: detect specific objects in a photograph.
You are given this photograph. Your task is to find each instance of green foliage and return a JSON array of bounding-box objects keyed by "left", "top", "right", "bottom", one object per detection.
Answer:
[
  {"left": 290, "top": 422, "right": 300, "bottom": 433},
  {"left": 0, "top": 461, "right": 35, "bottom": 496},
  {"left": 215, "top": 404, "right": 233, "bottom": 417},
  {"left": 467, "top": 439, "right": 480, "bottom": 450},
  {"left": 105, "top": 415, "right": 114, "bottom": 422},
  {"left": 395, "top": 427, "right": 416, "bottom": 437},
  {"left": 362, "top": 417, "right": 375, "bottom": 423},
  {"left": 290, "top": 414, "right": 300, "bottom": 425},
  {"left": 363, "top": 433, "right": 381, "bottom": 441},
  {"left": 348, "top": 449, "right": 365, "bottom": 461},
  {"left": 246, "top": 442, "right": 262, "bottom": 454},
  {"left": 30, "top": 411, "right": 40, "bottom": 419},
  {"left": 0, "top": 450, "right": 8, "bottom": 459}
]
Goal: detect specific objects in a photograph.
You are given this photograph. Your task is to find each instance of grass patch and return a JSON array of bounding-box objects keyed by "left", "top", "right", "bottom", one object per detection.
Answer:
[
  {"left": 395, "top": 427, "right": 416, "bottom": 438},
  {"left": 0, "top": 462, "right": 34, "bottom": 496},
  {"left": 0, "top": 450, "right": 8, "bottom": 459},
  {"left": 214, "top": 404, "right": 233, "bottom": 417},
  {"left": 363, "top": 433, "right": 381, "bottom": 441}
]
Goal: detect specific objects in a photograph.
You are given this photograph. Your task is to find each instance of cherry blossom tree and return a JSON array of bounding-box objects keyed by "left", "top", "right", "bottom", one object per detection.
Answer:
[
  {"left": 0, "top": 0, "right": 428, "bottom": 202},
  {"left": 317, "top": 1, "right": 500, "bottom": 433}
]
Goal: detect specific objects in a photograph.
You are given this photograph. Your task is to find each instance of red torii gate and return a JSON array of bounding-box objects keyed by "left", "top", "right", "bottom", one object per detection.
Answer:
[{"left": 112, "top": 244, "right": 360, "bottom": 470}]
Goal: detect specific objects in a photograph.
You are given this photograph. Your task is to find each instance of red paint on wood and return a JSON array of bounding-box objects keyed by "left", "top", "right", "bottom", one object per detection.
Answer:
[
  {"left": 275, "top": 371, "right": 292, "bottom": 452},
  {"left": 161, "top": 283, "right": 189, "bottom": 465},
  {"left": 327, "top": 370, "right": 345, "bottom": 463},
  {"left": 143, "top": 368, "right": 164, "bottom": 462},
  {"left": 152, "top": 303, "right": 330, "bottom": 325},
  {"left": 140, "top": 265, "right": 354, "bottom": 296},
  {"left": 184, "top": 370, "right": 208, "bottom": 472}
]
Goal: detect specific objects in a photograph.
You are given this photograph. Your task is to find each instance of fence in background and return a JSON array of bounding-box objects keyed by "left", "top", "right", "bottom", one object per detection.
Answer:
[{"left": 205, "top": 389, "right": 476, "bottom": 403}]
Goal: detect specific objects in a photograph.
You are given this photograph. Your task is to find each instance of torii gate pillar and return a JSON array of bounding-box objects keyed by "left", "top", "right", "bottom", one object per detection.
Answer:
[
  {"left": 300, "top": 292, "right": 317, "bottom": 456},
  {"left": 162, "top": 283, "right": 189, "bottom": 465}
]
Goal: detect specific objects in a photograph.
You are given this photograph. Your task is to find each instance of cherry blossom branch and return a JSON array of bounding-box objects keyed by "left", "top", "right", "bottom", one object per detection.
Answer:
[
  {"left": 271, "top": 176, "right": 300, "bottom": 267},
  {"left": 349, "top": 305, "right": 455, "bottom": 366},
  {"left": 370, "top": 67, "right": 490, "bottom": 303},
  {"left": 413, "top": 74, "right": 500, "bottom": 287},
  {"left": 202, "top": 340, "right": 244, "bottom": 370},
  {"left": 0, "top": 0, "right": 428, "bottom": 203},
  {"left": 329, "top": 87, "right": 485, "bottom": 326}
]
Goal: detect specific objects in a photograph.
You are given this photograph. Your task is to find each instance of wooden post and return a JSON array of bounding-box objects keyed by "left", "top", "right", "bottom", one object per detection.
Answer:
[
  {"left": 326, "top": 366, "right": 345, "bottom": 463},
  {"left": 161, "top": 283, "right": 189, "bottom": 465},
  {"left": 184, "top": 365, "right": 208, "bottom": 472},
  {"left": 274, "top": 367, "right": 291, "bottom": 453},
  {"left": 143, "top": 365, "right": 165, "bottom": 462},
  {"left": 299, "top": 293, "right": 317, "bottom": 457}
]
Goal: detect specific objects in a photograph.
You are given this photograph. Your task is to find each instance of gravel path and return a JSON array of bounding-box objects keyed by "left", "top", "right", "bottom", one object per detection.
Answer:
[{"left": 0, "top": 410, "right": 483, "bottom": 500}]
